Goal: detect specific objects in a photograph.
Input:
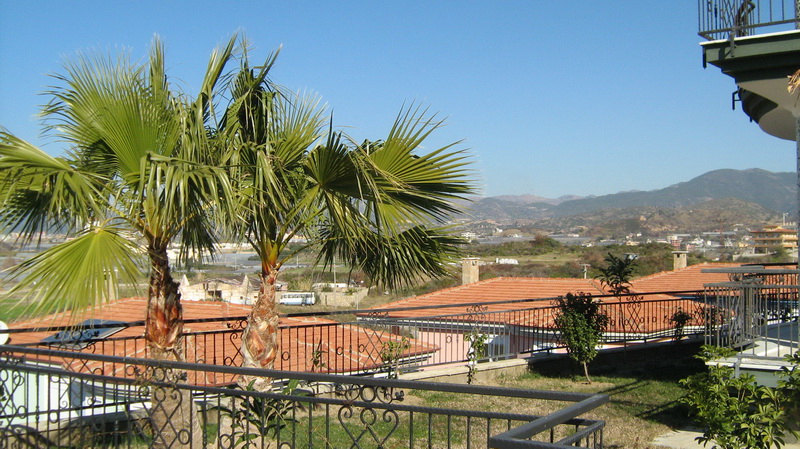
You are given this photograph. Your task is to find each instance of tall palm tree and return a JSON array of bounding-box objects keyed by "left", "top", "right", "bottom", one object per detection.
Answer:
[
  {"left": 0, "top": 35, "right": 238, "bottom": 448},
  {"left": 219, "top": 53, "right": 476, "bottom": 386}
]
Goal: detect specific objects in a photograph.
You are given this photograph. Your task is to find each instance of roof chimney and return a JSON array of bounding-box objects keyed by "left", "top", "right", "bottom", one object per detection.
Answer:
[
  {"left": 672, "top": 251, "right": 689, "bottom": 271},
  {"left": 461, "top": 257, "right": 480, "bottom": 285}
]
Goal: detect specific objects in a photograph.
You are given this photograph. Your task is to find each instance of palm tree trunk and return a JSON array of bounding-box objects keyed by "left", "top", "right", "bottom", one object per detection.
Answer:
[
  {"left": 240, "top": 268, "right": 280, "bottom": 391},
  {"left": 218, "top": 268, "right": 280, "bottom": 448},
  {"left": 145, "top": 243, "right": 203, "bottom": 448}
]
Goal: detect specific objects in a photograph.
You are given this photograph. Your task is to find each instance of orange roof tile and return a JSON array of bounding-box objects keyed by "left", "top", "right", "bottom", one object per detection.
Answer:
[
  {"left": 363, "top": 264, "right": 742, "bottom": 334},
  {"left": 7, "top": 298, "right": 435, "bottom": 384},
  {"left": 630, "top": 263, "right": 740, "bottom": 294},
  {"left": 367, "top": 277, "right": 607, "bottom": 319}
]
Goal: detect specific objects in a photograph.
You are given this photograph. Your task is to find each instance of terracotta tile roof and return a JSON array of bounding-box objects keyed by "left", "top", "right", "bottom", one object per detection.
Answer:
[
  {"left": 7, "top": 298, "right": 435, "bottom": 385},
  {"left": 363, "top": 263, "right": 742, "bottom": 334},
  {"left": 629, "top": 263, "right": 740, "bottom": 294},
  {"left": 753, "top": 227, "right": 796, "bottom": 234},
  {"left": 366, "top": 277, "right": 607, "bottom": 319}
]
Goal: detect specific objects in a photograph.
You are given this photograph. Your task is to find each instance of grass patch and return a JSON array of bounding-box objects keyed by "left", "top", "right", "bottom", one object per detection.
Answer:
[
  {"left": 495, "top": 342, "right": 706, "bottom": 448},
  {"left": 0, "top": 295, "right": 36, "bottom": 323},
  {"left": 277, "top": 343, "right": 706, "bottom": 448}
]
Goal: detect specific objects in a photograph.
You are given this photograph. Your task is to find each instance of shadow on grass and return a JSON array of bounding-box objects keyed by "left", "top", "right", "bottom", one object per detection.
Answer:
[
  {"left": 530, "top": 341, "right": 706, "bottom": 381},
  {"left": 528, "top": 341, "right": 706, "bottom": 429}
]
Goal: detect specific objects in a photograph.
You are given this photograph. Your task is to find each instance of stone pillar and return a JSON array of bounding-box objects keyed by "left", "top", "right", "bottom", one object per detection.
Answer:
[
  {"left": 461, "top": 257, "right": 480, "bottom": 285},
  {"left": 672, "top": 251, "right": 689, "bottom": 271}
]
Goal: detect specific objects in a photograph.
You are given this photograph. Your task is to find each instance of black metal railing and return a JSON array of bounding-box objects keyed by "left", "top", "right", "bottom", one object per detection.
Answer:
[
  {"left": 3, "top": 291, "right": 717, "bottom": 378},
  {"left": 0, "top": 345, "right": 608, "bottom": 448},
  {"left": 702, "top": 266, "right": 800, "bottom": 359},
  {"left": 699, "top": 0, "right": 800, "bottom": 40}
]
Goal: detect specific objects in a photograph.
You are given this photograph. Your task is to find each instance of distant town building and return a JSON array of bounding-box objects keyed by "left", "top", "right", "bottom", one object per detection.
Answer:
[
  {"left": 179, "top": 275, "right": 286, "bottom": 304},
  {"left": 751, "top": 225, "right": 798, "bottom": 254},
  {"left": 460, "top": 231, "right": 478, "bottom": 241}
]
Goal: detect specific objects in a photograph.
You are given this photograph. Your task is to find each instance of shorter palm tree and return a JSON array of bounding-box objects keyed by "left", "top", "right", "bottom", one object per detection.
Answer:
[{"left": 219, "top": 55, "right": 476, "bottom": 385}]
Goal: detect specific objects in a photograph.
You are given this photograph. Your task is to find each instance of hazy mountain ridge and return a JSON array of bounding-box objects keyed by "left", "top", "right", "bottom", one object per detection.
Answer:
[
  {"left": 535, "top": 198, "right": 780, "bottom": 237},
  {"left": 462, "top": 169, "right": 794, "bottom": 227}
]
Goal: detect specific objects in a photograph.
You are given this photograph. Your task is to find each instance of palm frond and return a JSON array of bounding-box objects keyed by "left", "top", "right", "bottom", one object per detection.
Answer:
[
  {"left": 319, "top": 224, "right": 464, "bottom": 290},
  {"left": 355, "top": 104, "right": 476, "bottom": 230},
  {"left": 4, "top": 223, "right": 145, "bottom": 321},
  {"left": 0, "top": 132, "right": 107, "bottom": 240}
]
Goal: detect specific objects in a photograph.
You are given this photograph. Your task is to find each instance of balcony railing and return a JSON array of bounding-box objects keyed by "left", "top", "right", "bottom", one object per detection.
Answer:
[
  {"left": 698, "top": 0, "right": 800, "bottom": 40},
  {"left": 4, "top": 284, "right": 794, "bottom": 447},
  {"left": 702, "top": 266, "right": 799, "bottom": 360},
  {"left": 4, "top": 292, "right": 718, "bottom": 378},
  {"left": 0, "top": 345, "right": 608, "bottom": 449}
]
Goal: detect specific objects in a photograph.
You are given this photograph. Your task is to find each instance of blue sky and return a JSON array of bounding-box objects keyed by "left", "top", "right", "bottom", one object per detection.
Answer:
[{"left": 1, "top": 1, "right": 794, "bottom": 198}]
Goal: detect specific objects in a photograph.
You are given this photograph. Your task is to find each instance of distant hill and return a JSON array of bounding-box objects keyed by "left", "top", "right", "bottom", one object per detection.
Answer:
[
  {"left": 463, "top": 169, "right": 795, "bottom": 222},
  {"left": 552, "top": 168, "right": 794, "bottom": 217},
  {"left": 534, "top": 198, "right": 779, "bottom": 237},
  {"left": 491, "top": 194, "right": 583, "bottom": 205}
]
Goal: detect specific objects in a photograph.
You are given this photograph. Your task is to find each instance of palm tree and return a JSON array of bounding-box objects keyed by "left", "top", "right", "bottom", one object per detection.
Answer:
[
  {"left": 0, "top": 35, "right": 238, "bottom": 448},
  {"left": 219, "top": 53, "right": 476, "bottom": 386},
  {"left": 595, "top": 252, "right": 639, "bottom": 344}
]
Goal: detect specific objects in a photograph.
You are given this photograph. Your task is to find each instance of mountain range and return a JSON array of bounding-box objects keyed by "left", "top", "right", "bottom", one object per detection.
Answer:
[{"left": 461, "top": 169, "right": 795, "bottom": 231}]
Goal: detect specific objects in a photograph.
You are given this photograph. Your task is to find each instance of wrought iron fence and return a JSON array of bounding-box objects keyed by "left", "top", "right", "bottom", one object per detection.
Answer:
[
  {"left": 698, "top": 0, "right": 800, "bottom": 40},
  {"left": 4, "top": 292, "right": 715, "bottom": 378},
  {"left": 0, "top": 345, "right": 608, "bottom": 449},
  {"left": 702, "top": 266, "right": 799, "bottom": 359}
]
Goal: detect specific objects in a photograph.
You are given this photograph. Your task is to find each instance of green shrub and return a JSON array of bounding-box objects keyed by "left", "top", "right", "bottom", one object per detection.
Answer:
[
  {"left": 670, "top": 307, "right": 693, "bottom": 342},
  {"left": 464, "top": 330, "right": 488, "bottom": 384},
  {"left": 554, "top": 292, "right": 608, "bottom": 383},
  {"left": 680, "top": 346, "right": 800, "bottom": 449}
]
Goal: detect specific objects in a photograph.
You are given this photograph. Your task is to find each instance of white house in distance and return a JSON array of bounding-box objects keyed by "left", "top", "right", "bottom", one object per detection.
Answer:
[
  {"left": 179, "top": 275, "right": 285, "bottom": 305},
  {"left": 178, "top": 275, "right": 314, "bottom": 306}
]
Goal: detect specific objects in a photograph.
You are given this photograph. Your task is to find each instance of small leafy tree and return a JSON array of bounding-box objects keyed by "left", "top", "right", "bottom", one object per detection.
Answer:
[
  {"left": 464, "top": 330, "right": 488, "bottom": 384},
  {"left": 680, "top": 346, "right": 800, "bottom": 449},
  {"left": 380, "top": 337, "right": 410, "bottom": 379},
  {"left": 670, "top": 307, "right": 693, "bottom": 342},
  {"left": 554, "top": 292, "right": 608, "bottom": 383},
  {"left": 595, "top": 253, "right": 636, "bottom": 296}
]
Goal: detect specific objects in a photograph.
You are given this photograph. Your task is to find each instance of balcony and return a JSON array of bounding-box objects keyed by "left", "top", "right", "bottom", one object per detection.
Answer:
[
  {"left": 0, "top": 345, "right": 609, "bottom": 449},
  {"left": 702, "top": 264, "right": 799, "bottom": 386},
  {"left": 698, "top": 0, "right": 800, "bottom": 40},
  {"left": 698, "top": 0, "right": 800, "bottom": 140}
]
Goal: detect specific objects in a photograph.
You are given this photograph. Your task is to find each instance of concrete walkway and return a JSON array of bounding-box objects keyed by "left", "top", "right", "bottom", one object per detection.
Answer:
[{"left": 652, "top": 429, "right": 800, "bottom": 449}]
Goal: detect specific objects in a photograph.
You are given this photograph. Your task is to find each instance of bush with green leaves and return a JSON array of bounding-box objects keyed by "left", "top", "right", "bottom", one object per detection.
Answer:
[
  {"left": 680, "top": 345, "right": 800, "bottom": 449},
  {"left": 464, "top": 330, "right": 488, "bottom": 384},
  {"left": 554, "top": 292, "right": 609, "bottom": 383},
  {"left": 223, "top": 379, "right": 305, "bottom": 447},
  {"left": 380, "top": 337, "right": 410, "bottom": 379},
  {"left": 670, "top": 307, "right": 694, "bottom": 342}
]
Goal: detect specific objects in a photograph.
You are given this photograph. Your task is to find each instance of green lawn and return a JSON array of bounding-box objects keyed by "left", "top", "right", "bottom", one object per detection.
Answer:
[
  {"left": 491, "top": 342, "right": 707, "bottom": 448},
  {"left": 0, "top": 295, "right": 32, "bottom": 323},
  {"left": 278, "top": 342, "right": 706, "bottom": 449}
]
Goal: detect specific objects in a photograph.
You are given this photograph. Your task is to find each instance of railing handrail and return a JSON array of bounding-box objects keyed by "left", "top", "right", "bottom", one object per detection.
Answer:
[
  {"left": 698, "top": 0, "right": 800, "bottom": 40},
  {"left": 0, "top": 343, "right": 608, "bottom": 448},
  {"left": 0, "top": 289, "right": 708, "bottom": 336}
]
